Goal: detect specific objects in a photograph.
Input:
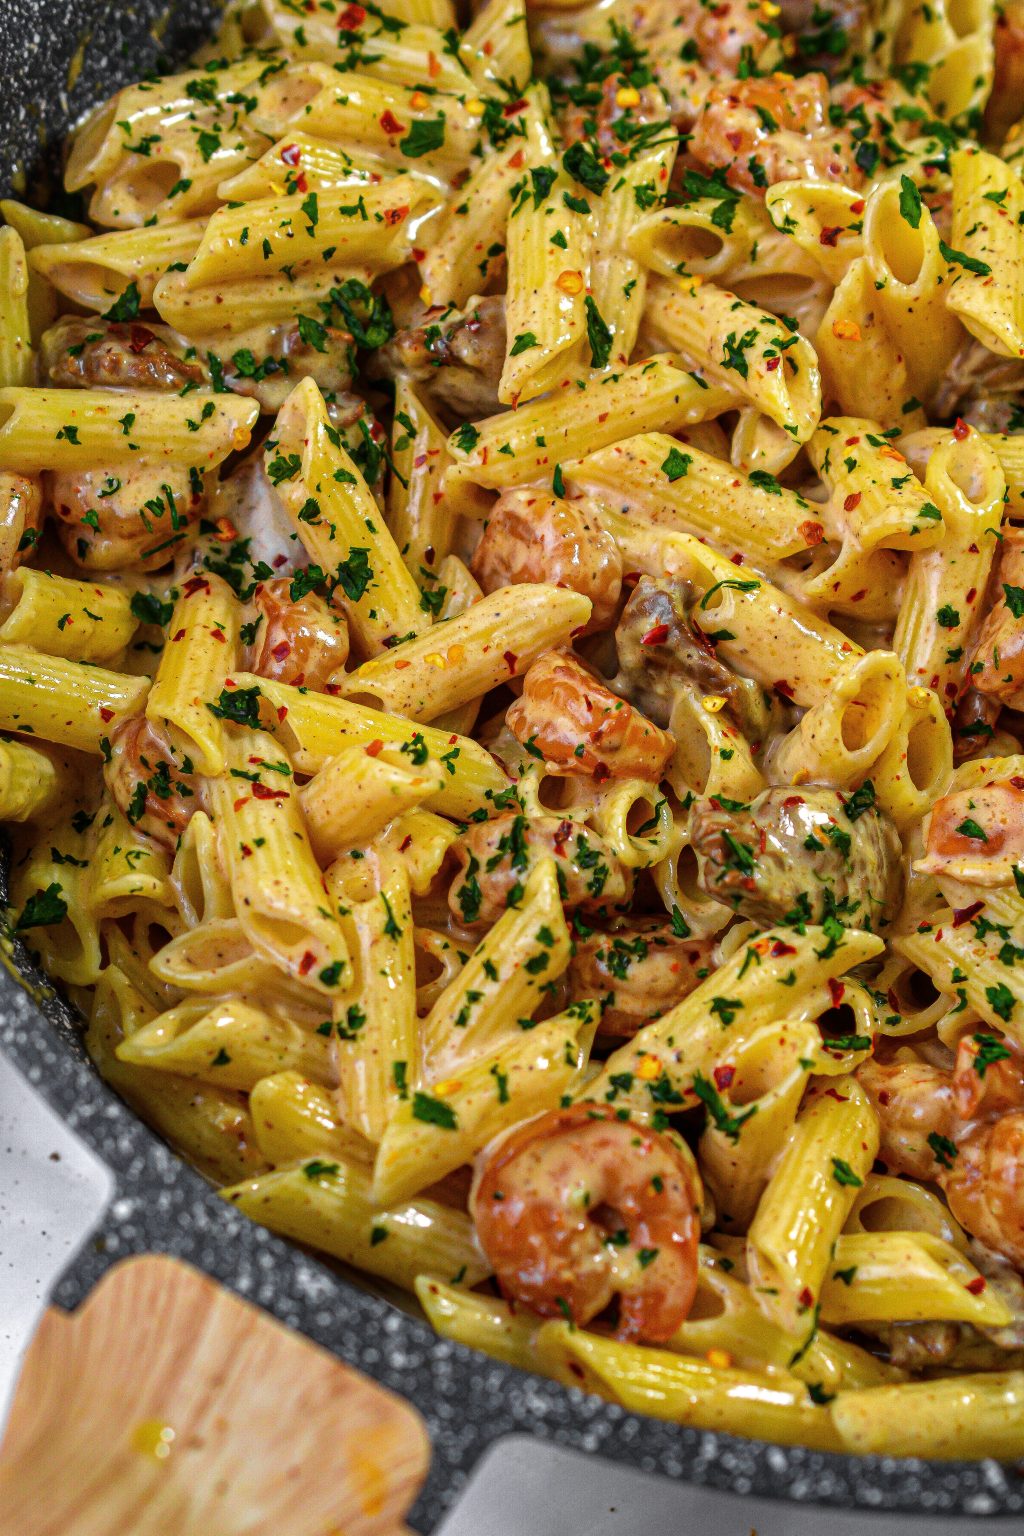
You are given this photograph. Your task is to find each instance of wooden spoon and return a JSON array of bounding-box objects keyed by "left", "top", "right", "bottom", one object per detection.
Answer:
[{"left": 0, "top": 1253, "right": 429, "bottom": 1536}]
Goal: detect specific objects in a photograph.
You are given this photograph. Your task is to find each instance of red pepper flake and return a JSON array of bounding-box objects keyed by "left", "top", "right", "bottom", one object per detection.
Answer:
[
  {"left": 798, "top": 1286, "right": 814, "bottom": 1309},
  {"left": 774, "top": 680, "right": 795, "bottom": 698},
  {"left": 800, "top": 520, "right": 824, "bottom": 545},
  {"left": 820, "top": 1086, "right": 845, "bottom": 1101},
  {"left": 337, "top": 0, "right": 366, "bottom": 24},
  {"left": 828, "top": 977, "right": 845, "bottom": 1007},
  {"left": 966, "top": 586, "right": 977, "bottom": 603},
  {"left": 240, "top": 843, "right": 253, "bottom": 859},
  {"left": 770, "top": 939, "right": 797, "bottom": 956},
  {"left": 1011, "top": 776, "right": 1024, "bottom": 791},
  {"left": 127, "top": 324, "right": 155, "bottom": 354},
  {"left": 507, "top": 148, "right": 525, "bottom": 169},
  {"left": 713, "top": 1063, "right": 735, "bottom": 1090},
  {"left": 953, "top": 417, "right": 970, "bottom": 441},
  {"left": 280, "top": 142, "right": 301, "bottom": 165},
  {"left": 503, "top": 98, "right": 527, "bottom": 117},
  {"left": 298, "top": 950, "right": 316, "bottom": 976},
  {"left": 819, "top": 226, "right": 842, "bottom": 246},
  {"left": 324, "top": 682, "right": 341, "bottom": 696},
  {"left": 844, "top": 491, "right": 862, "bottom": 512},
  {"left": 365, "top": 739, "right": 385, "bottom": 757},
  {"left": 399, "top": 834, "right": 413, "bottom": 852},
  {"left": 594, "top": 762, "right": 611, "bottom": 784},
  {"left": 172, "top": 628, "right": 186, "bottom": 642},
  {"left": 726, "top": 130, "right": 743, "bottom": 150},
  {"left": 233, "top": 796, "right": 250, "bottom": 812},
  {"left": 953, "top": 900, "right": 984, "bottom": 927},
  {"left": 276, "top": 704, "right": 288, "bottom": 722},
  {"left": 379, "top": 110, "right": 406, "bottom": 135},
  {"left": 252, "top": 783, "right": 288, "bottom": 801},
  {"left": 99, "top": 706, "right": 114, "bottom": 722},
  {"left": 271, "top": 640, "right": 291, "bottom": 661},
  {"left": 294, "top": 172, "right": 308, "bottom": 194},
  {"left": 782, "top": 795, "right": 805, "bottom": 807},
  {"left": 641, "top": 623, "right": 670, "bottom": 646},
  {"left": 503, "top": 649, "right": 518, "bottom": 672},
  {"left": 765, "top": 356, "right": 780, "bottom": 371},
  {"left": 383, "top": 205, "right": 409, "bottom": 226},
  {"left": 966, "top": 1275, "right": 986, "bottom": 1295},
  {"left": 850, "top": 198, "right": 865, "bottom": 213}
]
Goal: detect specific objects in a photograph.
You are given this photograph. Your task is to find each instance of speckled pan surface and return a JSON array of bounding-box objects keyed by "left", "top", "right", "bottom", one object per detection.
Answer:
[{"left": 1, "top": 3, "right": 1023, "bottom": 1525}]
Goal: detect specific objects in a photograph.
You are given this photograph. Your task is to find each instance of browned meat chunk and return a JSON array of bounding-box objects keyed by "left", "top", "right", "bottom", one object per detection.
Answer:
[
  {"left": 375, "top": 296, "right": 506, "bottom": 420},
  {"left": 41, "top": 317, "right": 207, "bottom": 392},
  {"left": 612, "top": 575, "right": 767, "bottom": 738},
  {"left": 690, "top": 784, "right": 903, "bottom": 928}
]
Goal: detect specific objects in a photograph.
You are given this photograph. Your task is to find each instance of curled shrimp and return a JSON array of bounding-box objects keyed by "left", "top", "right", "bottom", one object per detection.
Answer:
[
  {"left": 506, "top": 653, "right": 674, "bottom": 782},
  {"left": 568, "top": 919, "right": 715, "bottom": 1036},
  {"left": 856, "top": 1055, "right": 955, "bottom": 1182},
  {"left": 448, "top": 811, "right": 633, "bottom": 928},
  {"left": 48, "top": 461, "right": 203, "bottom": 570},
  {"left": 0, "top": 472, "right": 43, "bottom": 571},
  {"left": 944, "top": 1113, "right": 1024, "bottom": 1270},
  {"left": 471, "top": 488, "right": 623, "bottom": 632},
  {"left": 918, "top": 778, "right": 1024, "bottom": 886},
  {"left": 104, "top": 715, "right": 204, "bottom": 850},
  {"left": 689, "top": 74, "right": 854, "bottom": 195},
  {"left": 244, "top": 577, "right": 349, "bottom": 690},
  {"left": 471, "top": 1103, "right": 701, "bottom": 1341}
]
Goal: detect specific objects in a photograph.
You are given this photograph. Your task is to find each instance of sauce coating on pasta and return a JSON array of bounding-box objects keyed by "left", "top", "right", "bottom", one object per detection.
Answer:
[{"left": 3, "top": 0, "right": 1024, "bottom": 1460}]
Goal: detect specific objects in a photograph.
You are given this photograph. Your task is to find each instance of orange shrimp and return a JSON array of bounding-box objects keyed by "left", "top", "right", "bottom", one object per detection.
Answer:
[
  {"left": 447, "top": 811, "right": 632, "bottom": 928},
  {"left": 0, "top": 472, "right": 43, "bottom": 571},
  {"left": 506, "top": 653, "right": 674, "bottom": 782},
  {"left": 689, "top": 74, "right": 856, "bottom": 195},
  {"left": 471, "top": 489, "right": 623, "bottom": 632},
  {"left": 970, "top": 528, "right": 1024, "bottom": 709},
  {"left": 856, "top": 1056, "right": 955, "bottom": 1181},
  {"left": 919, "top": 778, "right": 1024, "bottom": 886},
  {"left": 48, "top": 462, "right": 203, "bottom": 570},
  {"left": 104, "top": 715, "right": 204, "bottom": 851},
  {"left": 244, "top": 577, "right": 349, "bottom": 690},
  {"left": 569, "top": 919, "right": 715, "bottom": 1035},
  {"left": 471, "top": 1103, "right": 701, "bottom": 1341},
  {"left": 944, "top": 1113, "right": 1024, "bottom": 1270}
]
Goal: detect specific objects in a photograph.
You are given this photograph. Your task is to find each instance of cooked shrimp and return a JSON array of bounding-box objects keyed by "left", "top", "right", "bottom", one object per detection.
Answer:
[
  {"left": 690, "top": 74, "right": 856, "bottom": 195},
  {"left": 988, "top": 0, "right": 1024, "bottom": 143},
  {"left": 447, "top": 811, "right": 632, "bottom": 928},
  {"left": 0, "top": 472, "right": 43, "bottom": 570},
  {"left": 568, "top": 919, "right": 715, "bottom": 1035},
  {"left": 953, "top": 1034, "right": 1024, "bottom": 1121},
  {"left": 856, "top": 1056, "right": 955, "bottom": 1181},
  {"left": 244, "top": 577, "right": 349, "bottom": 690},
  {"left": 470, "top": 489, "right": 623, "bottom": 632},
  {"left": 48, "top": 462, "right": 204, "bottom": 570},
  {"left": 506, "top": 653, "right": 674, "bottom": 783},
  {"left": 561, "top": 74, "right": 669, "bottom": 157},
  {"left": 970, "top": 528, "right": 1024, "bottom": 710},
  {"left": 470, "top": 1103, "right": 701, "bottom": 1341},
  {"left": 104, "top": 715, "right": 204, "bottom": 850},
  {"left": 944, "top": 1113, "right": 1024, "bottom": 1270},
  {"left": 918, "top": 778, "right": 1024, "bottom": 886}
]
